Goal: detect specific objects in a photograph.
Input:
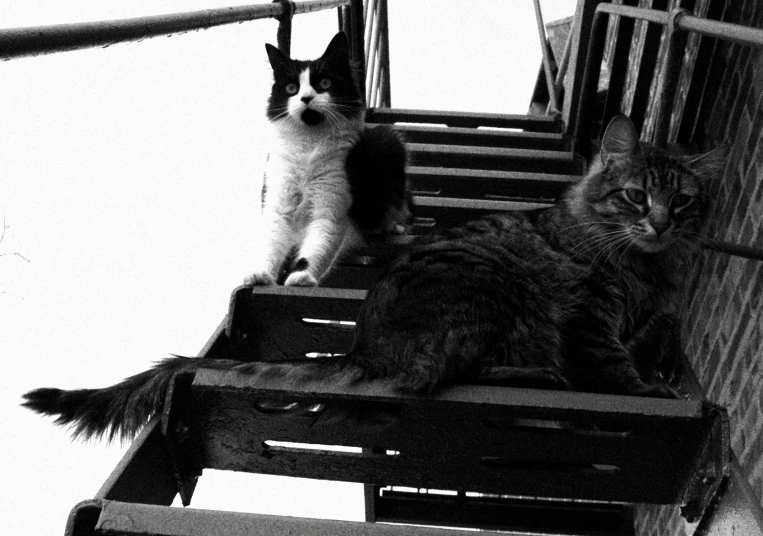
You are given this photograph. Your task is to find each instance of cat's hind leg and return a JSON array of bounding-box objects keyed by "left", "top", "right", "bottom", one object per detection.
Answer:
[{"left": 473, "top": 366, "right": 573, "bottom": 390}]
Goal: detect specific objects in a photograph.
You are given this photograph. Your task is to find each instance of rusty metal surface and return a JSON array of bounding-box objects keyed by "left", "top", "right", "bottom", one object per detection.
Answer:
[
  {"left": 0, "top": 0, "right": 350, "bottom": 60},
  {"left": 88, "top": 499, "right": 519, "bottom": 535}
]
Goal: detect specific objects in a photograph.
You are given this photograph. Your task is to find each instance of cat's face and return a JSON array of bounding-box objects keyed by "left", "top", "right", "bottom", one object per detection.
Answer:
[
  {"left": 265, "top": 32, "right": 362, "bottom": 127},
  {"left": 578, "top": 115, "right": 727, "bottom": 254}
]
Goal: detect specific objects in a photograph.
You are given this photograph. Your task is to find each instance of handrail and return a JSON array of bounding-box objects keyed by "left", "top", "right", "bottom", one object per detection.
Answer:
[
  {"left": 0, "top": 0, "right": 349, "bottom": 61},
  {"left": 574, "top": 3, "right": 763, "bottom": 156}
]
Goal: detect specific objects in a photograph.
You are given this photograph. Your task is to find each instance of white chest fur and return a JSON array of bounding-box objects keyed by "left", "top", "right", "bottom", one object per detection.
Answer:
[
  {"left": 264, "top": 120, "right": 360, "bottom": 225},
  {"left": 247, "top": 118, "right": 364, "bottom": 286}
]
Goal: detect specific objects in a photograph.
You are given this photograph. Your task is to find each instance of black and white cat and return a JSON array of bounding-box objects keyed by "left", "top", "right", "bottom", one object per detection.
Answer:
[{"left": 245, "top": 32, "right": 410, "bottom": 287}]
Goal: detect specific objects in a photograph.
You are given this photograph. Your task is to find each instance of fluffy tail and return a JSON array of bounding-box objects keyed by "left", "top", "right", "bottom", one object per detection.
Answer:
[
  {"left": 22, "top": 355, "right": 367, "bottom": 442},
  {"left": 21, "top": 357, "right": 237, "bottom": 442}
]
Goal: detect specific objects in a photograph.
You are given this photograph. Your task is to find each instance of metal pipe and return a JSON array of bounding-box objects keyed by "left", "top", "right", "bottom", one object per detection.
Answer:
[
  {"left": 363, "top": 0, "right": 378, "bottom": 62},
  {"left": 575, "top": 2, "right": 763, "bottom": 154},
  {"left": 532, "top": 0, "right": 559, "bottom": 114},
  {"left": 0, "top": 0, "right": 349, "bottom": 61},
  {"left": 595, "top": 2, "right": 763, "bottom": 49},
  {"left": 552, "top": 18, "right": 574, "bottom": 103},
  {"left": 595, "top": 3, "right": 671, "bottom": 26},
  {"left": 274, "top": 0, "right": 295, "bottom": 56},
  {"left": 349, "top": 0, "right": 367, "bottom": 104},
  {"left": 365, "top": 3, "right": 382, "bottom": 103},
  {"left": 378, "top": 0, "right": 391, "bottom": 107},
  {"left": 703, "top": 240, "right": 763, "bottom": 261},
  {"left": 573, "top": 6, "right": 610, "bottom": 160},
  {"left": 678, "top": 13, "right": 763, "bottom": 47},
  {"left": 653, "top": 9, "right": 690, "bottom": 148}
]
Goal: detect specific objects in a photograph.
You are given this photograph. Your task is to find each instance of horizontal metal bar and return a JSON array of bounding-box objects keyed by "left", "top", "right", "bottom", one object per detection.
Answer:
[
  {"left": 0, "top": 0, "right": 349, "bottom": 60},
  {"left": 678, "top": 14, "right": 763, "bottom": 47},
  {"left": 92, "top": 500, "right": 516, "bottom": 535},
  {"left": 597, "top": 3, "right": 763, "bottom": 47},
  {"left": 194, "top": 367, "right": 705, "bottom": 420},
  {"left": 595, "top": 3, "right": 671, "bottom": 25},
  {"left": 704, "top": 240, "right": 763, "bottom": 261},
  {"left": 413, "top": 196, "right": 551, "bottom": 212},
  {"left": 367, "top": 108, "right": 562, "bottom": 131}
]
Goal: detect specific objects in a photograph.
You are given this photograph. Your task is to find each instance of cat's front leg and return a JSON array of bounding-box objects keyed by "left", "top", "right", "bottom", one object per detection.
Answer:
[
  {"left": 244, "top": 212, "right": 294, "bottom": 286},
  {"left": 568, "top": 301, "right": 680, "bottom": 398},
  {"left": 626, "top": 314, "right": 683, "bottom": 386},
  {"left": 285, "top": 204, "right": 354, "bottom": 287}
]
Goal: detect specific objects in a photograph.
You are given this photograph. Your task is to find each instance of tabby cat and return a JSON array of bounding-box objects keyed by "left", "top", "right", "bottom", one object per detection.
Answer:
[
  {"left": 22, "top": 115, "right": 726, "bottom": 441},
  {"left": 245, "top": 32, "right": 410, "bottom": 287}
]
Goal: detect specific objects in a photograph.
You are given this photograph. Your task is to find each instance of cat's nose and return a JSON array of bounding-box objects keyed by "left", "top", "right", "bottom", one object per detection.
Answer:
[
  {"left": 652, "top": 221, "right": 671, "bottom": 235},
  {"left": 301, "top": 95, "right": 314, "bottom": 104}
]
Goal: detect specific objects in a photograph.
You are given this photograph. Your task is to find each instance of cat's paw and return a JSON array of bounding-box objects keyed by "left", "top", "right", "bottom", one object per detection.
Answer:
[
  {"left": 284, "top": 271, "right": 318, "bottom": 287},
  {"left": 385, "top": 222, "right": 407, "bottom": 235},
  {"left": 244, "top": 270, "right": 276, "bottom": 286}
]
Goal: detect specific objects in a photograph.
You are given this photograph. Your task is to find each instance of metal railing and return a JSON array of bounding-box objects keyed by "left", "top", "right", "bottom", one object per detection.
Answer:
[
  {"left": 363, "top": 0, "right": 391, "bottom": 107},
  {"left": 0, "top": 0, "right": 350, "bottom": 61},
  {"left": 568, "top": 1, "right": 763, "bottom": 261},
  {"left": 574, "top": 2, "right": 763, "bottom": 155}
]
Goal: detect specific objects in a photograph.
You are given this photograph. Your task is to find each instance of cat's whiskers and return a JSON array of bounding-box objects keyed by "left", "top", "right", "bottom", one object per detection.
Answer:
[
  {"left": 567, "top": 228, "right": 630, "bottom": 258},
  {"left": 611, "top": 237, "right": 637, "bottom": 269},
  {"left": 589, "top": 232, "right": 633, "bottom": 267},
  {"left": 553, "top": 220, "right": 618, "bottom": 238}
]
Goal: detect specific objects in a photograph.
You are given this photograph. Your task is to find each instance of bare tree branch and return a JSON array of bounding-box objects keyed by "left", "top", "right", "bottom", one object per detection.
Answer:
[{"left": 0, "top": 219, "right": 30, "bottom": 263}]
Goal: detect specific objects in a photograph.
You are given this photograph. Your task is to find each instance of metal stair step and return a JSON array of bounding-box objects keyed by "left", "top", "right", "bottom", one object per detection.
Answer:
[
  {"left": 162, "top": 349, "right": 726, "bottom": 509},
  {"left": 406, "top": 143, "right": 584, "bottom": 174},
  {"left": 408, "top": 166, "right": 579, "bottom": 202},
  {"left": 366, "top": 107, "right": 564, "bottom": 132},
  {"left": 76, "top": 499, "right": 515, "bottom": 536},
  {"left": 392, "top": 124, "right": 570, "bottom": 151}
]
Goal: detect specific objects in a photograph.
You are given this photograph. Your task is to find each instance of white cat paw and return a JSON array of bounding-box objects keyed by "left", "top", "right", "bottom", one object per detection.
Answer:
[
  {"left": 388, "top": 223, "right": 406, "bottom": 235},
  {"left": 284, "top": 271, "right": 318, "bottom": 287},
  {"left": 244, "top": 270, "right": 276, "bottom": 286}
]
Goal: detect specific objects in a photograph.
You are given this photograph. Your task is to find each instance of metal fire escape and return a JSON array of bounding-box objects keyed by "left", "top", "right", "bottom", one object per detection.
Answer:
[{"left": 3, "top": 1, "right": 763, "bottom": 534}]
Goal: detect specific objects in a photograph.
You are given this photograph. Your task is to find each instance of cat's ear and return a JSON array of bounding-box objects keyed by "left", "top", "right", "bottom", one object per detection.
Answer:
[
  {"left": 265, "top": 43, "right": 290, "bottom": 72},
  {"left": 601, "top": 114, "right": 641, "bottom": 165},
  {"left": 321, "top": 32, "right": 350, "bottom": 62},
  {"left": 684, "top": 146, "right": 728, "bottom": 180}
]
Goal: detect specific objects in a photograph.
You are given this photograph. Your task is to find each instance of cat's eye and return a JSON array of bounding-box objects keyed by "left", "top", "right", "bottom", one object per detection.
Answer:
[
  {"left": 285, "top": 83, "right": 299, "bottom": 95},
  {"left": 671, "top": 194, "right": 694, "bottom": 210},
  {"left": 318, "top": 78, "right": 331, "bottom": 90},
  {"left": 624, "top": 188, "right": 647, "bottom": 204}
]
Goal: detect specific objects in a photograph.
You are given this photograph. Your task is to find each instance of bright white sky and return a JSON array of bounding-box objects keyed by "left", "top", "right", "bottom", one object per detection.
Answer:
[{"left": 0, "top": 1, "right": 574, "bottom": 534}]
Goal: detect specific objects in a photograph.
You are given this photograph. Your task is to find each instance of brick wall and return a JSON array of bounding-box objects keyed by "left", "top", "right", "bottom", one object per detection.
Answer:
[{"left": 603, "top": 0, "right": 763, "bottom": 534}]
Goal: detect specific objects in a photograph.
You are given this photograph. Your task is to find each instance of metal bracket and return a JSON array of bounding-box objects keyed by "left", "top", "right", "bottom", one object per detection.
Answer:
[
  {"left": 680, "top": 403, "right": 730, "bottom": 522},
  {"left": 160, "top": 372, "right": 202, "bottom": 507}
]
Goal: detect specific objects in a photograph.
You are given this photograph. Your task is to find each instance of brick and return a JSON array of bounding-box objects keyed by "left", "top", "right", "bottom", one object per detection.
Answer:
[
  {"left": 738, "top": 260, "right": 759, "bottom": 294},
  {"left": 737, "top": 111, "right": 754, "bottom": 173},
  {"left": 740, "top": 218, "right": 755, "bottom": 246},
  {"left": 752, "top": 259, "right": 763, "bottom": 299}
]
